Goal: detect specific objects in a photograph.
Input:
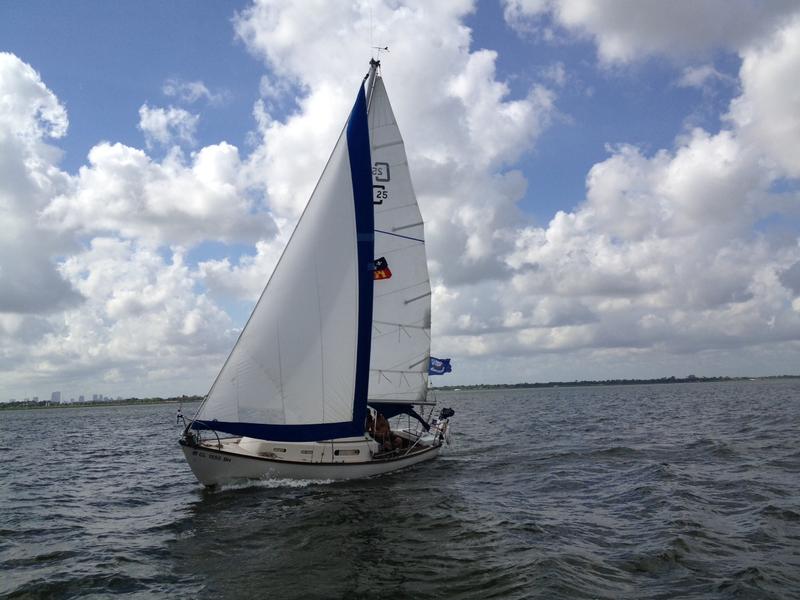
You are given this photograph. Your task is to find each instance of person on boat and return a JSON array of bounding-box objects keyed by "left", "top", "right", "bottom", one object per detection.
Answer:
[
  {"left": 374, "top": 412, "right": 393, "bottom": 451},
  {"left": 365, "top": 412, "right": 375, "bottom": 437}
]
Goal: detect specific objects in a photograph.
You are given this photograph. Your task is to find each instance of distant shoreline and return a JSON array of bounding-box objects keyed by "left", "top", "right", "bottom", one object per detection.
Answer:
[
  {"left": 3, "top": 375, "right": 798, "bottom": 410},
  {"left": 431, "top": 374, "right": 800, "bottom": 392},
  {"left": 0, "top": 395, "right": 203, "bottom": 412}
]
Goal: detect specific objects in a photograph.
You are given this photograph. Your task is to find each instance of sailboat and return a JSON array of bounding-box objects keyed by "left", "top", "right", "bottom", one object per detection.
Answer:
[{"left": 180, "top": 59, "right": 454, "bottom": 486}]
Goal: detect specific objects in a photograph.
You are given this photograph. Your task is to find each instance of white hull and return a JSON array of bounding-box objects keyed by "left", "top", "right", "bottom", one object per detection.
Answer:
[{"left": 180, "top": 437, "right": 441, "bottom": 487}]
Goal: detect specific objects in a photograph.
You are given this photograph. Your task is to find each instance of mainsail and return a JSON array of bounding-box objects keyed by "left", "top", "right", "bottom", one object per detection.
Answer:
[
  {"left": 192, "top": 86, "right": 374, "bottom": 442},
  {"left": 367, "top": 76, "right": 431, "bottom": 406}
]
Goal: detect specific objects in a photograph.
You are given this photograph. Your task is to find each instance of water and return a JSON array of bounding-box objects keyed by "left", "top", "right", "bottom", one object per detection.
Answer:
[{"left": 1, "top": 380, "right": 799, "bottom": 599}]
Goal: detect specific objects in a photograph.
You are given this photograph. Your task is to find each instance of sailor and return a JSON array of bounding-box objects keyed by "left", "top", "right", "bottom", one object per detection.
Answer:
[
  {"left": 374, "top": 413, "right": 393, "bottom": 451},
  {"left": 365, "top": 412, "right": 375, "bottom": 436}
]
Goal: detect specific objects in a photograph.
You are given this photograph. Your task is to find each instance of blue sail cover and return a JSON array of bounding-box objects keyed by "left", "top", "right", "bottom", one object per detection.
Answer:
[
  {"left": 368, "top": 402, "right": 431, "bottom": 431},
  {"left": 191, "top": 84, "right": 373, "bottom": 442}
]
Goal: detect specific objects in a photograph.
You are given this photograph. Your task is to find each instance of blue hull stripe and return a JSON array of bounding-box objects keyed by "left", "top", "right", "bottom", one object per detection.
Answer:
[
  {"left": 191, "top": 85, "right": 373, "bottom": 444},
  {"left": 190, "top": 419, "right": 365, "bottom": 442}
]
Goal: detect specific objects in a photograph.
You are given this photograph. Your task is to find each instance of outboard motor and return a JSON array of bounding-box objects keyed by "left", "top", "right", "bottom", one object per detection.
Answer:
[
  {"left": 432, "top": 407, "right": 455, "bottom": 446},
  {"left": 439, "top": 407, "right": 455, "bottom": 420}
]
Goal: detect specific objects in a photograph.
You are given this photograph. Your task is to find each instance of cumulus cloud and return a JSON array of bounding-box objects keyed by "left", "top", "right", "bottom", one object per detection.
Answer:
[
  {"left": 434, "top": 83, "right": 800, "bottom": 372},
  {"left": 0, "top": 53, "right": 270, "bottom": 397},
  {"left": 503, "top": 0, "right": 800, "bottom": 65},
  {"left": 233, "top": 0, "right": 557, "bottom": 287},
  {"left": 199, "top": 234, "right": 289, "bottom": 301},
  {"left": 728, "top": 14, "right": 800, "bottom": 178},
  {"left": 1, "top": 238, "right": 237, "bottom": 396},
  {"left": 0, "top": 53, "right": 82, "bottom": 315},
  {"left": 40, "top": 141, "right": 274, "bottom": 246},
  {"left": 676, "top": 64, "right": 736, "bottom": 90},
  {"left": 0, "top": 52, "right": 67, "bottom": 139},
  {"left": 138, "top": 103, "right": 199, "bottom": 148},
  {"left": 162, "top": 78, "right": 230, "bottom": 105}
]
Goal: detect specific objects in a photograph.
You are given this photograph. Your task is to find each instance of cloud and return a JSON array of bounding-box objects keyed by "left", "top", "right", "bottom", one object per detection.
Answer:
[
  {"left": 0, "top": 53, "right": 83, "bottom": 315},
  {"left": 0, "top": 52, "right": 67, "bottom": 140},
  {"left": 199, "top": 235, "right": 289, "bottom": 301},
  {"left": 676, "top": 64, "right": 736, "bottom": 90},
  {"left": 1, "top": 238, "right": 237, "bottom": 396},
  {"left": 728, "top": 14, "right": 800, "bottom": 178},
  {"left": 40, "top": 141, "right": 275, "bottom": 246},
  {"left": 449, "top": 125, "right": 800, "bottom": 363},
  {"left": 234, "top": 0, "right": 557, "bottom": 290},
  {"left": 0, "top": 50, "right": 282, "bottom": 398},
  {"left": 503, "top": 0, "right": 800, "bottom": 65},
  {"left": 780, "top": 262, "right": 800, "bottom": 296},
  {"left": 162, "top": 78, "right": 230, "bottom": 105},
  {"left": 138, "top": 103, "right": 199, "bottom": 148},
  {"left": 428, "top": 0, "right": 799, "bottom": 377}
]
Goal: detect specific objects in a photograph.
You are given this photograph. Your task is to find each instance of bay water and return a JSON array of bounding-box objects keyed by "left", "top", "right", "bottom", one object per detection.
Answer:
[{"left": 1, "top": 380, "right": 799, "bottom": 598}]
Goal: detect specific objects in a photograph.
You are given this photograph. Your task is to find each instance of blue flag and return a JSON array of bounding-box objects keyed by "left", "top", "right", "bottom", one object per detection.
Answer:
[{"left": 429, "top": 356, "right": 452, "bottom": 375}]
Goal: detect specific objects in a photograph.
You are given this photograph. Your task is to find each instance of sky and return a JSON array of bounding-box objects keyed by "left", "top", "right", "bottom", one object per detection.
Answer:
[{"left": 1, "top": 0, "right": 800, "bottom": 401}]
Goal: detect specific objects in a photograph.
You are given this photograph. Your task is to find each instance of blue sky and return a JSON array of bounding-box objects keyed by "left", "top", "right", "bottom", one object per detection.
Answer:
[
  {"left": 3, "top": 1, "right": 261, "bottom": 171},
  {"left": 1, "top": 1, "right": 799, "bottom": 400}
]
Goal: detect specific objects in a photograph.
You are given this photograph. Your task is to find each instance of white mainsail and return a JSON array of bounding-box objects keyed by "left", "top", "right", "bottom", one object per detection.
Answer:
[
  {"left": 194, "top": 88, "right": 373, "bottom": 440},
  {"left": 367, "top": 76, "right": 431, "bottom": 406}
]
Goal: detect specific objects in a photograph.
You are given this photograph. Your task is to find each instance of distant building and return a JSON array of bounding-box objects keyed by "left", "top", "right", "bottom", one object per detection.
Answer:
[
  {"left": 32, "top": 396, "right": 38, "bottom": 402},
  {"left": 51, "top": 391, "right": 61, "bottom": 403},
  {"left": 78, "top": 395, "right": 85, "bottom": 402}
]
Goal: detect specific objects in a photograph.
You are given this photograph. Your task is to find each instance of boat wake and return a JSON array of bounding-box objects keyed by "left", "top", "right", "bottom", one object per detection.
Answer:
[{"left": 213, "top": 477, "right": 336, "bottom": 493}]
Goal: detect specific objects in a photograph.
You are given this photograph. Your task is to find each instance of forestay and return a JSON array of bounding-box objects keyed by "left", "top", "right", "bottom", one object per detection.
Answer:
[
  {"left": 367, "top": 76, "right": 431, "bottom": 406},
  {"left": 192, "top": 87, "right": 374, "bottom": 441}
]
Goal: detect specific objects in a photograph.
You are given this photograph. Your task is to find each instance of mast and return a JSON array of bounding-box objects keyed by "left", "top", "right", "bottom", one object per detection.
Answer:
[{"left": 365, "top": 58, "right": 380, "bottom": 110}]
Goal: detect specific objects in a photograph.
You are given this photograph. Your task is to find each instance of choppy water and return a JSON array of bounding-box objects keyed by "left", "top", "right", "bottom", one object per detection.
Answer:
[{"left": 2, "top": 380, "right": 799, "bottom": 599}]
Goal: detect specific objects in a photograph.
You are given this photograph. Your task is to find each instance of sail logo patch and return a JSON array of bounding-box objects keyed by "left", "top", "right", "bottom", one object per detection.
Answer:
[{"left": 372, "top": 257, "right": 392, "bottom": 280}]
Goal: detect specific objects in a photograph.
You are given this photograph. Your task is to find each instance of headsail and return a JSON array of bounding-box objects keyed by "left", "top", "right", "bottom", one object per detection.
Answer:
[
  {"left": 367, "top": 76, "right": 432, "bottom": 406},
  {"left": 192, "top": 86, "right": 374, "bottom": 442}
]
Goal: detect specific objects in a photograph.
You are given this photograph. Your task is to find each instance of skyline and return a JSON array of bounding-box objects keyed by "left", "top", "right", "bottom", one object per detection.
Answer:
[
  {"left": 7, "top": 374, "right": 800, "bottom": 407},
  {"left": 1, "top": 1, "right": 800, "bottom": 400}
]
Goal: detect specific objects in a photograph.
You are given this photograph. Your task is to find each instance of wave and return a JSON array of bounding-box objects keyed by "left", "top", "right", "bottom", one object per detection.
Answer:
[
  {"left": 760, "top": 504, "right": 800, "bottom": 522},
  {"left": 211, "top": 477, "right": 336, "bottom": 493}
]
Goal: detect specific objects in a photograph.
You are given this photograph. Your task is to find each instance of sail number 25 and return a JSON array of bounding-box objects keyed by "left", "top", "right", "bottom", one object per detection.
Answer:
[
  {"left": 373, "top": 185, "right": 388, "bottom": 204},
  {"left": 373, "top": 162, "right": 390, "bottom": 182},
  {"left": 373, "top": 162, "right": 390, "bottom": 204}
]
